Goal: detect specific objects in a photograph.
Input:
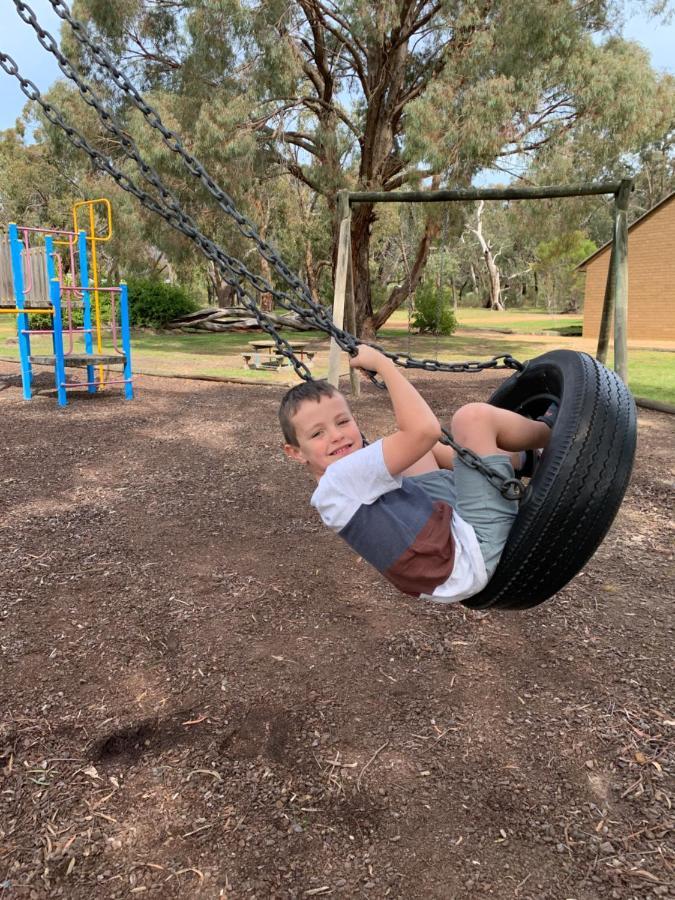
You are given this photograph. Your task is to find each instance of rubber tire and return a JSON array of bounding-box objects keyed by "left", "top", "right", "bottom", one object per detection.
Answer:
[{"left": 462, "top": 350, "right": 637, "bottom": 611}]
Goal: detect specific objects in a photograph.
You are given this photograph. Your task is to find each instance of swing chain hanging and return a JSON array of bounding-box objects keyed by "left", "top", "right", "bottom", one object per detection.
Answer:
[
  {"left": 1, "top": 11, "right": 527, "bottom": 500},
  {"left": 0, "top": 52, "right": 320, "bottom": 383},
  {"left": 10, "top": 0, "right": 525, "bottom": 382},
  {"left": 21, "top": 0, "right": 316, "bottom": 312},
  {"left": 9, "top": 0, "right": 334, "bottom": 326}
]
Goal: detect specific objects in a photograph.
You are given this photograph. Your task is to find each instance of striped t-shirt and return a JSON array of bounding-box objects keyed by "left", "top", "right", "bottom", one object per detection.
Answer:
[{"left": 311, "top": 440, "right": 488, "bottom": 603}]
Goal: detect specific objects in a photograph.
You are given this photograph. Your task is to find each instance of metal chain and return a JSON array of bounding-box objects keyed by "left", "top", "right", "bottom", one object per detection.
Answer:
[
  {"left": 13, "top": 0, "right": 525, "bottom": 381},
  {"left": 0, "top": 53, "right": 317, "bottom": 382},
  {"left": 439, "top": 428, "right": 525, "bottom": 500},
  {"left": 38, "top": 0, "right": 319, "bottom": 310},
  {"left": 0, "top": 33, "right": 527, "bottom": 499},
  {"left": 10, "top": 0, "right": 334, "bottom": 330}
]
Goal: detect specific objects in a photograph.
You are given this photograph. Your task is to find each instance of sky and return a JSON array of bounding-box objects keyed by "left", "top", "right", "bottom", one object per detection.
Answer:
[{"left": 0, "top": 1, "right": 674, "bottom": 133}]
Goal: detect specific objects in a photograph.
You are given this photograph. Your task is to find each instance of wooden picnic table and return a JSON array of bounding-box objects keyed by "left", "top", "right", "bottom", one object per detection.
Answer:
[
  {"left": 248, "top": 340, "right": 309, "bottom": 352},
  {"left": 243, "top": 340, "right": 315, "bottom": 370}
]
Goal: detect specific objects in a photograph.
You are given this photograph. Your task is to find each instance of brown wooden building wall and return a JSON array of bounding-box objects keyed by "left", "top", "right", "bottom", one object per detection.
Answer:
[{"left": 580, "top": 193, "right": 675, "bottom": 341}]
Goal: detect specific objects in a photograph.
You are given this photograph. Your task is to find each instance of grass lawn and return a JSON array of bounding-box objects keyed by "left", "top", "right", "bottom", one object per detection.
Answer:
[
  {"left": 1, "top": 313, "right": 673, "bottom": 405},
  {"left": 0, "top": 320, "right": 327, "bottom": 383},
  {"left": 387, "top": 307, "right": 583, "bottom": 334}
]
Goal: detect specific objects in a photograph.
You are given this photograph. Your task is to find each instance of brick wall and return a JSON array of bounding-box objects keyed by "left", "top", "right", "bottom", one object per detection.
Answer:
[{"left": 582, "top": 194, "right": 675, "bottom": 341}]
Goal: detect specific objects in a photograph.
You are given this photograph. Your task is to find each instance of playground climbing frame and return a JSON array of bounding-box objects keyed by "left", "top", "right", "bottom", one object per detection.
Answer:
[{"left": 0, "top": 199, "right": 133, "bottom": 406}]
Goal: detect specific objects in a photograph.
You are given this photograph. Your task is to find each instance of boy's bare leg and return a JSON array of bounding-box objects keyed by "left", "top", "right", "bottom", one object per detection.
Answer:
[
  {"left": 409, "top": 402, "right": 551, "bottom": 475},
  {"left": 451, "top": 402, "right": 551, "bottom": 458},
  {"left": 400, "top": 449, "right": 440, "bottom": 476},
  {"left": 433, "top": 437, "right": 522, "bottom": 472}
]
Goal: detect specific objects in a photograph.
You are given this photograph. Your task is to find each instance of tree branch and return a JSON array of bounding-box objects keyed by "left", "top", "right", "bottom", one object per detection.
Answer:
[{"left": 303, "top": 0, "right": 369, "bottom": 96}]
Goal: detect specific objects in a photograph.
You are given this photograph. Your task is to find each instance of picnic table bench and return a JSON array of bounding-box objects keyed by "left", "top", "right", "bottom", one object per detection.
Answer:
[{"left": 243, "top": 340, "right": 315, "bottom": 370}]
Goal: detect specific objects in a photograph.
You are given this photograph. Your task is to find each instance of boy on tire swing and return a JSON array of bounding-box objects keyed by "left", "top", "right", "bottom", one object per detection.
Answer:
[{"left": 279, "top": 346, "right": 557, "bottom": 604}]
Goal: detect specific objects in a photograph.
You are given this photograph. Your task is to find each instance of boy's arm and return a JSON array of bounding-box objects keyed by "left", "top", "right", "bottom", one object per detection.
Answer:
[{"left": 350, "top": 346, "right": 441, "bottom": 477}]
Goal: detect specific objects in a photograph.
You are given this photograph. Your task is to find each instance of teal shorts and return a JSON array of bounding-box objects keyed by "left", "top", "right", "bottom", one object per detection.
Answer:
[{"left": 409, "top": 455, "right": 518, "bottom": 578}]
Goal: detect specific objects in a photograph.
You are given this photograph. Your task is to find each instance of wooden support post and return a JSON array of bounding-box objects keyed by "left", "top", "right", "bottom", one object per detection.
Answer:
[
  {"left": 345, "top": 219, "right": 360, "bottom": 399},
  {"left": 612, "top": 179, "right": 632, "bottom": 383},
  {"left": 328, "top": 191, "right": 359, "bottom": 395}
]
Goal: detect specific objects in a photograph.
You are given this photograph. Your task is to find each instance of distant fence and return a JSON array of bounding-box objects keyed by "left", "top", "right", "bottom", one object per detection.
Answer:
[{"left": 0, "top": 235, "right": 51, "bottom": 307}]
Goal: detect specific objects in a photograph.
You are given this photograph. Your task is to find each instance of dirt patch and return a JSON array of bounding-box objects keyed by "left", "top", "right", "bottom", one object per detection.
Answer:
[{"left": 0, "top": 362, "right": 673, "bottom": 899}]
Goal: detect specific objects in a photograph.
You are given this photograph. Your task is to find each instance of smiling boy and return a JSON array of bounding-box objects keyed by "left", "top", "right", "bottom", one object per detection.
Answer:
[{"left": 280, "top": 345, "right": 553, "bottom": 604}]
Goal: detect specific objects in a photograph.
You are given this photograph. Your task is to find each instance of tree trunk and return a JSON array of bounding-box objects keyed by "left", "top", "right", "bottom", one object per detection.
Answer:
[
  {"left": 207, "top": 263, "right": 238, "bottom": 307},
  {"left": 351, "top": 203, "right": 377, "bottom": 339},
  {"left": 258, "top": 254, "right": 274, "bottom": 312},
  {"left": 470, "top": 201, "right": 505, "bottom": 311},
  {"left": 252, "top": 200, "right": 274, "bottom": 312},
  {"left": 371, "top": 214, "right": 439, "bottom": 331},
  {"left": 347, "top": 17, "right": 422, "bottom": 340},
  {"left": 354, "top": 172, "right": 442, "bottom": 338},
  {"left": 304, "top": 240, "right": 321, "bottom": 306},
  {"left": 485, "top": 252, "right": 504, "bottom": 311}
]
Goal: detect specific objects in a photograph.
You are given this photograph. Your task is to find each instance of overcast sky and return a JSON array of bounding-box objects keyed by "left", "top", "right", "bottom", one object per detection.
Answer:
[{"left": 1, "top": 0, "right": 674, "bottom": 133}]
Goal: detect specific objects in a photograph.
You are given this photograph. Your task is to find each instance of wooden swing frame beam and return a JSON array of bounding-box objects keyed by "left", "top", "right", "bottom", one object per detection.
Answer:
[{"left": 329, "top": 178, "right": 632, "bottom": 390}]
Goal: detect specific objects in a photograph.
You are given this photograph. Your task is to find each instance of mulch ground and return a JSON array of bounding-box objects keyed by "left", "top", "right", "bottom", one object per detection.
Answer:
[{"left": 0, "top": 361, "right": 673, "bottom": 900}]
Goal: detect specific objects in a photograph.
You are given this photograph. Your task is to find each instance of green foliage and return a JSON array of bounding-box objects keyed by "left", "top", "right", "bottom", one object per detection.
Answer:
[
  {"left": 411, "top": 282, "right": 457, "bottom": 335},
  {"left": 126, "top": 278, "right": 199, "bottom": 328},
  {"left": 536, "top": 231, "right": 597, "bottom": 268},
  {"left": 534, "top": 230, "right": 597, "bottom": 312}
]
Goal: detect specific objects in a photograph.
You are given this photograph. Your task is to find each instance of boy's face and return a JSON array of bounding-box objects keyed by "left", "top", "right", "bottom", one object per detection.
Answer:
[{"left": 284, "top": 392, "right": 363, "bottom": 478}]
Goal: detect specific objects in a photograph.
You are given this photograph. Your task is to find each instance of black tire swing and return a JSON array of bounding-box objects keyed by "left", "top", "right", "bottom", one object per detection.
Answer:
[{"left": 463, "top": 349, "right": 637, "bottom": 611}]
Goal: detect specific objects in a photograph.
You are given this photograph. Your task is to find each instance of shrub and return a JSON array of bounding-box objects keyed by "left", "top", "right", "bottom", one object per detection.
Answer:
[
  {"left": 126, "top": 277, "right": 198, "bottom": 328},
  {"left": 411, "top": 281, "right": 457, "bottom": 335}
]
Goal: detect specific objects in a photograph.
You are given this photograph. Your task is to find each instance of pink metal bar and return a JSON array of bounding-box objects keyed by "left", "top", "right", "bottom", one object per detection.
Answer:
[
  {"left": 109, "top": 291, "right": 120, "bottom": 351},
  {"left": 24, "top": 327, "right": 93, "bottom": 335},
  {"left": 59, "top": 285, "right": 122, "bottom": 293},
  {"left": 51, "top": 250, "right": 63, "bottom": 284},
  {"left": 20, "top": 225, "right": 79, "bottom": 237},
  {"left": 67, "top": 235, "right": 83, "bottom": 300},
  {"left": 21, "top": 229, "right": 33, "bottom": 297}
]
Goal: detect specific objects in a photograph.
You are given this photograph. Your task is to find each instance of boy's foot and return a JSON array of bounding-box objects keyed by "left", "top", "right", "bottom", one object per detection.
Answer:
[
  {"left": 537, "top": 400, "right": 559, "bottom": 430},
  {"left": 516, "top": 449, "right": 541, "bottom": 479},
  {"left": 515, "top": 402, "right": 558, "bottom": 478}
]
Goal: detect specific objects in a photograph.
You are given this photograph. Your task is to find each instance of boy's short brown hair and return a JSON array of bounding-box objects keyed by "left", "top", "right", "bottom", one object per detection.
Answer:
[{"left": 279, "top": 380, "right": 341, "bottom": 446}]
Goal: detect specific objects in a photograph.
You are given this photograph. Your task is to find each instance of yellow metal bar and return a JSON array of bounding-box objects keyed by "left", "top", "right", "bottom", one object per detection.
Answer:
[
  {"left": 71, "top": 198, "right": 114, "bottom": 388},
  {"left": 0, "top": 307, "right": 54, "bottom": 315},
  {"left": 88, "top": 204, "right": 105, "bottom": 387},
  {"left": 73, "top": 198, "right": 113, "bottom": 242}
]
